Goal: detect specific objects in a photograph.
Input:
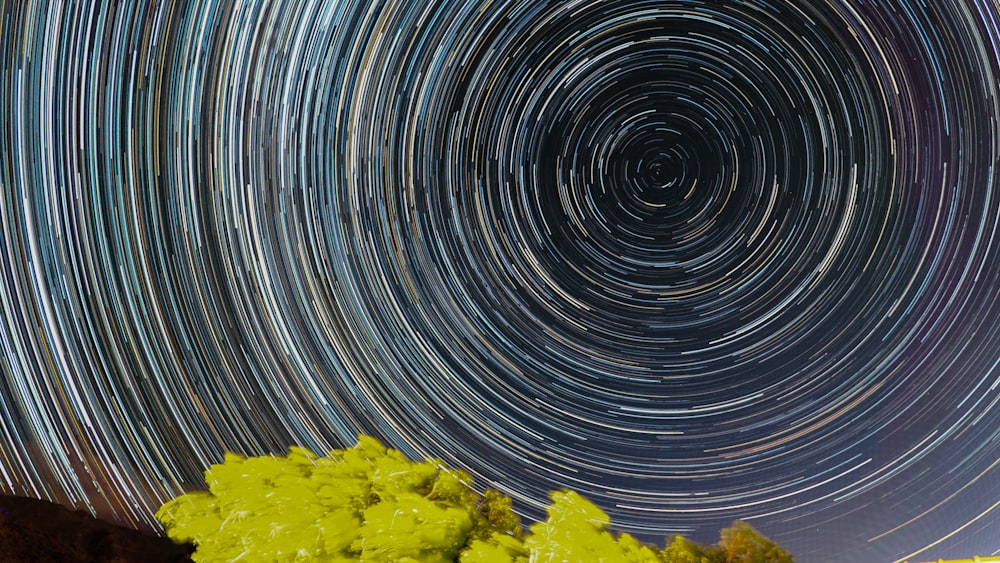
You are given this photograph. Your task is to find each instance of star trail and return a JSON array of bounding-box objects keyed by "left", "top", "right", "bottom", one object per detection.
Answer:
[{"left": 2, "top": 0, "right": 1000, "bottom": 561}]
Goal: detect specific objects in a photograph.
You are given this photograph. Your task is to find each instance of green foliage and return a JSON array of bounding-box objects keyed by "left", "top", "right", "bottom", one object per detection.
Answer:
[
  {"left": 157, "top": 436, "right": 518, "bottom": 563},
  {"left": 157, "top": 436, "right": 793, "bottom": 563},
  {"left": 660, "top": 522, "right": 794, "bottom": 563},
  {"left": 523, "top": 490, "right": 659, "bottom": 563},
  {"left": 459, "top": 534, "right": 528, "bottom": 563},
  {"left": 354, "top": 492, "right": 473, "bottom": 562},
  {"left": 524, "top": 490, "right": 616, "bottom": 562},
  {"left": 616, "top": 531, "right": 662, "bottom": 562},
  {"left": 661, "top": 534, "right": 719, "bottom": 563},
  {"left": 473, "top": 488, "right": 522, "bottom": 541},
  {"left": 717, "top": 521, "right": 793, "bottom": 563}
]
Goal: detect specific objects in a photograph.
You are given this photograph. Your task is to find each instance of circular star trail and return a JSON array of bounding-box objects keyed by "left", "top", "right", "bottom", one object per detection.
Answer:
[{"left": 3, "top": 1, "right": 1000, "bottom": 561}]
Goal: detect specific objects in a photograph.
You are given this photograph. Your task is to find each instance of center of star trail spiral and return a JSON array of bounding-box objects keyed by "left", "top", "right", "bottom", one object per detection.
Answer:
[
  {"left": 396, "top": 1, "right": 890, "bottom": 426},
  {"left": 3, "top": 0, "right": 1000, "bottom": 561}
]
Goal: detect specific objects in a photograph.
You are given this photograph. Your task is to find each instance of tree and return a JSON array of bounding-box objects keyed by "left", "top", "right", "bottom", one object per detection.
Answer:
[
  {"left": 157, "top": 436, "right": 794, "bottom": 563},
  {"left": 156, "top": 450, "right": 343, "bottom": 561},
  {"left": 524, "top": 490, "right": 658, "bottom": 563},
  {"left": 660, "top": 523, "right": 794, "bottom": 563},
  {"left": 459, "top": 534, "right": 528, "bottom": 563},
  {"left": 157, "top": 436, "right": 520, "bottom": 562},
  {"left": 475, "top": 489, "right": 522, "bottom": 540},
  {"left": 353, "top": 492, "right": 472, "bottom": 562},
  {"left": 661, "top": 534, "right": 719, "bottom": 563},
  {"left": 717, "top": 521, "right": 793, "bottom": 563},
  {"left": 617, "top": 531, "right": 663, "bottom": 563}
]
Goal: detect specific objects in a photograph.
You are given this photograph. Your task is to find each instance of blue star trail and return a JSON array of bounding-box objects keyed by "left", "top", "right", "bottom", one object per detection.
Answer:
[{"left": 2, "top": 1, "right": 1000, "bottom": 561}]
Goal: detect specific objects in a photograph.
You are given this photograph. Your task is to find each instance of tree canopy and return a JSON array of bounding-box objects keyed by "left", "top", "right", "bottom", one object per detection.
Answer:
[
  {"left": 659, "top": 523, "right": 794, "bottom": 563},
  {"left": 157, "top": 435, "right": 794, "bottom": 563}
]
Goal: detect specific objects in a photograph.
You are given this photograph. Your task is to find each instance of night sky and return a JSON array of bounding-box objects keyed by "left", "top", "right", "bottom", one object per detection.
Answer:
[{"left": 2, "top": 1, "right": 1000, "bottom": 561}]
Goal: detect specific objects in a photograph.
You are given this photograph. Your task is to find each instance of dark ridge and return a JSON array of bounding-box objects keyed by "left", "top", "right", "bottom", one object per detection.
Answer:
[{"left": 0, "top": 495, "right": 194, "bottom": 563}]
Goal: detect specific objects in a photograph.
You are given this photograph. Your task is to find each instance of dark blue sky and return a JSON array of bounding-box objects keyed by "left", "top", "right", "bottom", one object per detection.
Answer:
[{"left": 2, "top": 1, "right": 1000, "bottom": 561}]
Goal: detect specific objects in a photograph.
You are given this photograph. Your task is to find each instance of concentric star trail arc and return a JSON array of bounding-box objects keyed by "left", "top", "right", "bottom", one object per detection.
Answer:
[{"left": 3, "top": 1, "right": 1000, "bottom": 561}]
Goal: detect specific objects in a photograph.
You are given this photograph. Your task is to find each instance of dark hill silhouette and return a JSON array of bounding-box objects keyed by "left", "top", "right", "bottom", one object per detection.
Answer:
[{"left": 0, "top": 494, "right": 193, "bottom": 563}]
